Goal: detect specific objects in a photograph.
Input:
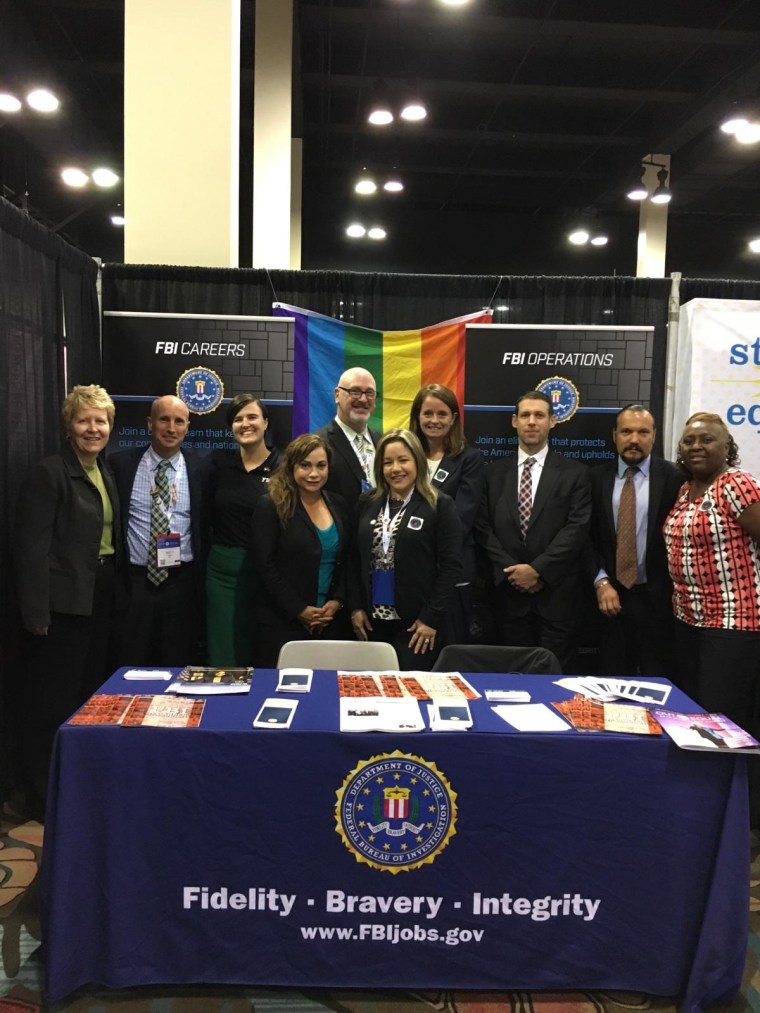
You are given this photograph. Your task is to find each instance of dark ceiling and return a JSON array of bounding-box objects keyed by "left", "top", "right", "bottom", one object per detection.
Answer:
[{"left": 2, "top": 0, "right": 760, "bottom": 277}]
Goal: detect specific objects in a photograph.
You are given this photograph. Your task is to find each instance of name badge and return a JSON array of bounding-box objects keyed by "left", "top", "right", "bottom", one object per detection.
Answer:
[
  {"left": 371, "top": 568, "right": 395, "bottom": 606},
  {"left": 156, "top": 532, "right": 182, "bottom": 569},
  {"left": 361, "top": 478, "right": 373, "bottom": 492},
  {"left": 408, "top": 516, "right": 424, "bottom": 531},
  {"left": 433, "top": 468, "right": 449, "bottom": 483}
]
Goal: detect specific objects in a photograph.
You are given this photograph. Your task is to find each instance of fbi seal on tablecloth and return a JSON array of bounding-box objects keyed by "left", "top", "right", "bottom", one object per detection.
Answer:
[
  {"left": 335, "top": 751, "right": 457, "bottom": 873},
  {"left": 176, "top": 367, "right": 224, "bottom": 414},
  {"left": 535, "top": 375, "right": 579, "bottom": 423}
]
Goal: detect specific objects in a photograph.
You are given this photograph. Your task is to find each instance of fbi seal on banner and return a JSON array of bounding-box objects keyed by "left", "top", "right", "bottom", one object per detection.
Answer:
[
  {"left": 177, "top": 367, "right": 224, "bottom": 414},
  {"left": 536, "top": 375, "right": 579, "bottom": 423},
  {"left": 335, "top": 751, "right": 457, "bottom": 873}
]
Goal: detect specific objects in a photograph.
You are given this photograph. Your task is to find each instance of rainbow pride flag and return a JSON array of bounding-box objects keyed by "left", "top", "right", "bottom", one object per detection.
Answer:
[{"left": 273, "top": 303, "right": 493, "bottom": 435}]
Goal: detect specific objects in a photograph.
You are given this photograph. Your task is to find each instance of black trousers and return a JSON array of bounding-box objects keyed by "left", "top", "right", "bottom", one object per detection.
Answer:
[
  {"left": 21, "top": 558, "right": 118, "bottom": 816},
  {"left": 674, "top": 619, "right": 760, "bottom": 732},
  {"left": 119, "top": 563, "right": 202, "bottom": 668},
  {"left": 367, "top": 617, "right": 442, "bottom": 672},
  {"left": 596, "top": 585, "right": 678, "bottom": 682}
]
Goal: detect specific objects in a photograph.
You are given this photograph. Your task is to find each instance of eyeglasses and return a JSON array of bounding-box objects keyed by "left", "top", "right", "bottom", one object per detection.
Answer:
[{"left": 337, "top": 386, "right": 377, "bottom": 400}]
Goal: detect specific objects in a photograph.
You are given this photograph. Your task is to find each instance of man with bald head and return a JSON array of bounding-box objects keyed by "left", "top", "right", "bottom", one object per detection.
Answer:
[
  {"left": 110, "top": 395, "right": 209, "bottom": 665},
  {"left": 316, "top": 367, "right": 381, "bottom": 509}
]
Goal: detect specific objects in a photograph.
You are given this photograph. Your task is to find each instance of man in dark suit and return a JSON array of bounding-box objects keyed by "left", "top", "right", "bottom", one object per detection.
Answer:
[
  {"left": 589, "top": 404, "right": 682, "bottom": 678},
  {"left": 316, "top": 367, "right": 381, "bottom": 509},
  {"left": 475, "top": 390, "right": 591, "bottom": 672},
  {"left": 110, "top": 395, "right": 209, "bottom": 666}
]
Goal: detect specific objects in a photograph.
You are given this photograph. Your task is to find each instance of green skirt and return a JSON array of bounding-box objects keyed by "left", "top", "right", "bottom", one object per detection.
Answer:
[{"left": 206, "top": 544, "right": 257, "bottom": 667}]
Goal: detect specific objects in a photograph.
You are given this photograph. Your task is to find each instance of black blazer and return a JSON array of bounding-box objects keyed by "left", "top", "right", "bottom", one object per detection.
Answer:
[
  {"left": 588, "top": 455, "right": 683, "bottom": 611},
  {"left": 316, "top": 420, "right": 381, "bottom": 510},
  {"left": 475, "top": 450, "right": 592, "bottom": 619},
  {"left": 14, "top": 444, "right": 124, "bottom": 629},
  {"left": 251, "top": 490, "right": 350, "bottom": 623},
  {"left": 429, "top": 444, "right": 486, "bottom": 581},
  {"left": 350, "top": 490, "right": 463, "bottom": 629}
]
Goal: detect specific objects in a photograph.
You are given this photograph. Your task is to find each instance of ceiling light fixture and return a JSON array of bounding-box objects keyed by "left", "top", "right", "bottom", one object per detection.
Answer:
[
  {"left": 650, "top": 167, "right": 672, "bottom": 204},
  {"left": 590, "top": 235, "right": 609, "bottom": 246},
  {"left": 568, "top": 230, "right": 590, "bottom": 245},
  {"left": 626, "top": 166, "right": 649, "bottom": 201},
  {"left": 92, "top": 167, "right": 120, "bottom": 188},
  {"left": 625, "top": 158, "right": 672, "bottom": 203},
  {"left": 367, "top": 227, "right": 387, "bottom": 240},
  {"left": 400, "top": 101, "right": 427, "bottom": 122},
  {"left": 61, "top": 165, "right": 121, "bottom": 188},
  {"left": 748, "top": 238, "right": 760, "bottom": 254},
  {"left": 26, "top": 88, "right": 59, "bottom": 113},
  {"left": 0, "top": 93, "right": 22, "bottom": 113},
  {"left": 367, "top": 80, "right": 394, "bottom": 126},
  {"left": 383, "top": 178, "right": 404, "bottom": 192},
  {"left": 354, "top": 176, "right": 377, "bottom": 195},
  {"left": 111, "top": 214, "right": 126, "bottom": 226},
  {"left": 61, "top": 167, "right": 89, "bottom": 188},
  {"left": 346, "top": 223, "right": 366, "bottom": 238},
  {"left": 721, "top": 115, "right": 760, "bottom": 144}
]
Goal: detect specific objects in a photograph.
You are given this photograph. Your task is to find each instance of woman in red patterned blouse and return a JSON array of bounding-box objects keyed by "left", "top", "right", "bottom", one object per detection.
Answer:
[{"left": 664, "top": 412, "right": 760, "bottom": 733}]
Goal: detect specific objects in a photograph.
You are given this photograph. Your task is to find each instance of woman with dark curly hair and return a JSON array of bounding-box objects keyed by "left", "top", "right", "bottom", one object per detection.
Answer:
[
  {"left": 664, "top": 411, "right": 760, "bottom": 731},
  {"left": 251, "top": 433, "right": 350, "bottom": 665}
]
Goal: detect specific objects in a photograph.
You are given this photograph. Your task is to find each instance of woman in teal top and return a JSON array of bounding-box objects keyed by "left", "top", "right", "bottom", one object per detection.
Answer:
[{"left": 251, "top": 434, "right": 351, "bottom": 666}]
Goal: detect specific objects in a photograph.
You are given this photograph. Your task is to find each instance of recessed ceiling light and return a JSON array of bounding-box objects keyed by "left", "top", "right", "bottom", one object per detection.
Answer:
[
  {"left": 92, "top": 167, "right": 120, "bottom": 188},
  {"left": 26, "top": 88, "right": 59, "bottom": 112},
  {"left": 61, "top": 167, "right": 89, "bottom": 188},
  {"left": 355, "top": 178, "right": 377, "bottom": 195},
  {"left": 367, "top": 227, "right": 387, "bottom": 240},
  {"left": 568, "top": 230, "right": 589, "bottom": 245},
  {"left": 383, "top": 179, "right": 404, "bottom": 192},
  {"left": 346, "top": 223, "right": 366, "bottom": 238},
  {"left": 0, "top": 93, "right": 22, "bottom": 113}
]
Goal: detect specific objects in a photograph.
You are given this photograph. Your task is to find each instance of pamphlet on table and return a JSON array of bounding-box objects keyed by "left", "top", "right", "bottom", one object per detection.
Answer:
[
  {"left": 69, "top": 694, "right": 205, "bottom": 727},
  {"left": 337, "top": 670, "right": 479, "bottom": 701},
  {"left": 276, "top": 668, "right": 313, "bottom": 693},
  {"left": 167, "top": 666, "right": 253, "bottom": 695},
  {"left": 554, "top": 676, "right": 672, "bottom": 707},
  {"left": 339, "top": 696, "right": 425, "bottom": 733},
  {"left": 651, "top": 709, "right": 760, "bottom": 751},
  {"left": 253, "top": 698, "right": 298, "bottom": 728},
  {"left": 553, "top": 694, "right": 662, "bottom": 735}
]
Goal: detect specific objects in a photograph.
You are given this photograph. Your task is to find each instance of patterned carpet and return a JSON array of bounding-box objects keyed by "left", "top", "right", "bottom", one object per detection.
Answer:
[{"left": 1, "top": 803, "right": 757, "bottom": 1013}]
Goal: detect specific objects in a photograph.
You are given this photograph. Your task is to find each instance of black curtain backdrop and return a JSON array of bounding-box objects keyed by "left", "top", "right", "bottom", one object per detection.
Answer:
[{"left": 0, "top": 196, "right": 100, "bottom": 804}]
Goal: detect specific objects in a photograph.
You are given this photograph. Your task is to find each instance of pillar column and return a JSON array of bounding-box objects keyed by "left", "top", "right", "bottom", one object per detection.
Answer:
[{"left": 124, "top": 0, "right": 240, "bottom": 266}]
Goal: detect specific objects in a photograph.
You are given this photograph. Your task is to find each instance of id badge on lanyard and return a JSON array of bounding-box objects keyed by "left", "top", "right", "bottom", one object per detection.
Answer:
[{"left": 156, "top": 532, "right": 182, "bottom": 568}]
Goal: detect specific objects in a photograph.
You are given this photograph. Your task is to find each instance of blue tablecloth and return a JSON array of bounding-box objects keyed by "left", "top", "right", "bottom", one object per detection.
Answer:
[{"left": 42, "top": 669, "right": 749, "bottom": 1010}]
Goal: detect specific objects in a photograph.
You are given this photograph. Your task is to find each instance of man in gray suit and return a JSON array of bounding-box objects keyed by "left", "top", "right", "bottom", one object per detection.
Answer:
[
  {"left": 316, "top": 366, "right": 381, "bottom": 510},
  {"left": 589, "top": 404, "right": 683, "bottom": 678}
]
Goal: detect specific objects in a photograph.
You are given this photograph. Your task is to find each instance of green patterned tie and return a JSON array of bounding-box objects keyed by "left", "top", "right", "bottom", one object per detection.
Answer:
[{"left": 147, "top": 460, "right": 171, "bottom": 586}]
